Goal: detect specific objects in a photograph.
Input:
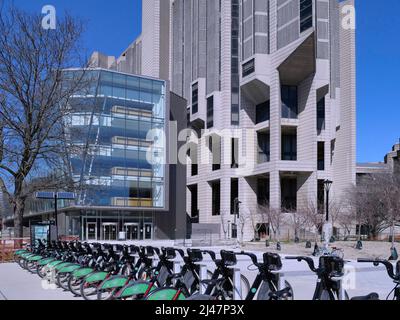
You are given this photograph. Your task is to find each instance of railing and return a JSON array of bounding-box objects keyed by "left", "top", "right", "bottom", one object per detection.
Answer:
[{"left": 0, "top": 238, "right": 30, "bottom": 263}]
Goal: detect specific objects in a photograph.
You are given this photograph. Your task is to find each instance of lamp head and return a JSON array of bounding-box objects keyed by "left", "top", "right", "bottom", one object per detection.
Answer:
[{"left": 324, "top": 180, "right": 333, "bottom": 192}]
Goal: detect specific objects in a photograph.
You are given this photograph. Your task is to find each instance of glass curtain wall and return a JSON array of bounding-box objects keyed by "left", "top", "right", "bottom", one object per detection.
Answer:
[{"left": 67, "top": 70, "right": 166, "bottom": 209}]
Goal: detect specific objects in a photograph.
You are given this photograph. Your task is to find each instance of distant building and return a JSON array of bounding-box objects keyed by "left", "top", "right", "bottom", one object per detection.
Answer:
[
  {"left": 357, "top": 141, "right": 400, "bottom": 182},
  {"left": 4, "top": 69, "right": 187, "bottom": 241},
  {"left": 170, "top": 0, "right": 357, "bottom": 241}
]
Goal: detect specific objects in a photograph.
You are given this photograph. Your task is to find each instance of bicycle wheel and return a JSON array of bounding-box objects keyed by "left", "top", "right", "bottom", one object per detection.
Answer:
[
  {"left": 320, "top": 289, "right": 336, "bottom": 300},
  {"left": 97, "top": 287, "right": 118, "bottom": 300},
  {"left": 68, "top": 275, "right": 84, "bottom": 296},
  {"left": 121, "top": 263, "right": 133, "bottom": 277},
  {"left": 80, "top": 281, "right": 101, "bottom": 300},
  {"left": 221, "top": 274, "right": 250, "bottom": 300},
  {"left": 257, "top": 280, "right": 294, "bottom": 300},
  {"left": 56, "top": 272, "right": 71, "bottom": 290}
]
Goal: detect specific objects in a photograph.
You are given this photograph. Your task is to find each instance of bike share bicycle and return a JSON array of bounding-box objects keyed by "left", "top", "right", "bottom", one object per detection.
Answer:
[
  {"left": 286, "top": 255, "right": 379, "bottom": 300},
  {"left": 358, "top": 258, "right": 400, "bottom": 300},
  {"left": 95, "top": 245, "right": 155, "bottom": 300},
  {"left": 144, "top": 248, "right": 214, "bottom": 300}
]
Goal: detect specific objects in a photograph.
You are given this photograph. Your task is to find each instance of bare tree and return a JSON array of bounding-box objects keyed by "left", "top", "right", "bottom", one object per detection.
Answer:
[
  {"left": 299, "top": 199, "right": 323, "bottom": 244},
  {"left": 370, "top": 173, "right": 400, "bottom": 246},
  {"left": 287, "top": 209, "right": 307, "bottom": 242},
  {"left": 0, "top": 5, "right": 90, "bottom": 237},
  {"left": 348, "top": 173, "right": 400, "bottom": 240},
  {"left": 328, "top": 198, "right": 344, "bottom": 239},
  {"left": 267, "top": 207, "right": 284, "bottom": 243}
]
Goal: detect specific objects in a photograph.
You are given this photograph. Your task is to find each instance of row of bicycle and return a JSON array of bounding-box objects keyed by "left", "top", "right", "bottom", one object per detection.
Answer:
[{"left": 14, "top": 240, "right": 400, "bottom": 300}]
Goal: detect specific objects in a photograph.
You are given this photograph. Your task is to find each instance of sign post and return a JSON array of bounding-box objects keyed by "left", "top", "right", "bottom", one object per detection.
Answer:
[{"left": 35, "top": 192, "right": 76, "bottom": 239}]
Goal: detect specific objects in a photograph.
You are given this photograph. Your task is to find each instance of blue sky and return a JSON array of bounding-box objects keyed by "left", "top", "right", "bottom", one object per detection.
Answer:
[{"left": 9, "top": 0, "right": 400, "bottom": 163}]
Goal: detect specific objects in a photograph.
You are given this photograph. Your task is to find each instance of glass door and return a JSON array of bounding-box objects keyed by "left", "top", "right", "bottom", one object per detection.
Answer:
[
  {"left": 144, "top": 223, "right": 153, "bottom": 240},
  {"left": 102, "top": 223, "right": 117, "bottom": 241},
  {"left": 86, "top": 222, "right": 97, "bottom": 241},
  {"left": 125, "top": 223, "right": 139, "bottom": 240}
]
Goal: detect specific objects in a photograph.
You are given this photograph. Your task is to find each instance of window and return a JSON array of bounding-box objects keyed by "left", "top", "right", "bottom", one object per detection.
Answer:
[
  {"left": 187, "top": 108, "right": 191, "bottom": 127},
  {"left": 189, "top": 185, "right": 198, "bottom": 218},
  {"left": 209, "top": 136, "right": 221, "bottom": 171},
  {"left": 211, "top": 181, "right": 221, "bottom": 216},
  {"left": 281, "top": 178, "right": 297, "bottom": 211},
  {"left": 258, "top": 133, "right": 270, "bottom": 163},
  {"left": 242, "top": 59, "right": 255, "bottom": 77},
  {"left": 257, "top": 178, "right": 270, "bottom": 205},
  {"left": 207, "top": 96, "right": 214, "bottom": 128},
  {"left": 282, "top": 133, "right": 297, "bottom": 161},
  {"left": 192, "top": 83, "right": 198, "bottom": 114},
  {"left": 317, "top": 97, "right": 325, "bottom": 132},
  {"left": 281, "top": 85, "right": 298, "bottom": 119},
  {"left": 318, "top": 142, "right": 325, "bottom": 171},
  {"left": 300, "top": 0, "right": 313, "bottom": 33},
  {"left": 231, "top": 179, "right": 239, "bottom": 215},
  {"left": 231, "top": 0, "right": 240, "bottom": 126},
  {"left": 256, "top": 100, "right": 270, "bottom": 124},
  {"left": 231, "top": 138, "right": 239, "bottom": 168},
  {"left": 190, "top": 146, "right": 198, "bottom": 176},
  {"left": 330, "top": 139, "right": 336, "bottom": 164}
]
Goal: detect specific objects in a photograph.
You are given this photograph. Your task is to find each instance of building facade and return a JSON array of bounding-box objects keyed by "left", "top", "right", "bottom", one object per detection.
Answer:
[
  {"left": 170, "top": 0, "right": 356, "bottom": 241},
  {"left": 19, "top": 69, "right": 187, "bottom": 241},
  {"left": 91, "top": 0, "right": 173, "bottom": 82}
]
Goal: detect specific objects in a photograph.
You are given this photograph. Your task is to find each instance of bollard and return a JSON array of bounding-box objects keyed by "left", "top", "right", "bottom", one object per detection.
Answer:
[
  {"left": 306, "top": 241, "right": 312, "bottom": 249},
  {"left": 356, "top": 240, "right": 363, "bottom": 250},
  {"left": 294, "top": 237, "right": 300, "bottom": 244},
  {"left": 265, "top": 240, "right": 270, "bottom": 247},
  {"left": 312, "top": 243, "right": 319, "bottom": 256},
  {"left": 276, "top": 242, "right": 281, "bottom": 251}
]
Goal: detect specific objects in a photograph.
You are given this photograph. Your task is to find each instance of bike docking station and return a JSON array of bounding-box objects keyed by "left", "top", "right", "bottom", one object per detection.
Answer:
[
  {"left": 230, "top": 266, "right": 243, "bottom": 300},
  {"left": 198, "top": 263, "right": 208, "bottom": 294}
]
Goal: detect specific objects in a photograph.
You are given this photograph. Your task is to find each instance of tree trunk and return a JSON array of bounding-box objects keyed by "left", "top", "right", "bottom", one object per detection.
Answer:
[
  {"left": 13, "top": 198, "right": 25, "bottom": 239},
  {"left": 391, "top": 221, "right": 395, "bottom": 247}
]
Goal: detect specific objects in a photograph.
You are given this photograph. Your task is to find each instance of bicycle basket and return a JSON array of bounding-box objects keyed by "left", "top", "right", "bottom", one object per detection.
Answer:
[
  {"left": 187, "top": 249, "right": 203, "bottom": 263},
  {"left": 164, "top": 248, "right": 176, "bottom": 260},
  {"left": 263, "top": 252, "right": 282, "bottom": 271},
  {"left": 145, "top": 246, "right": 155, "bottom": 257},
  {"left": 220, "top": 250, "right": 237, "bottom": 266},
  {"left": 319, "top": 256, "right": 344, "bottom": 277}
]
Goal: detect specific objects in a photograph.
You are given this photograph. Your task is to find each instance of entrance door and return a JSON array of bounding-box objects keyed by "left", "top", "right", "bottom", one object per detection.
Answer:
[
  {"left": 103, "top": 223, "right": 117, "bottom": 241},
  {"left": 125, "top": 223, "right": 139, "bottom": 240},
  {"left": 144, "top": 223, "right": 153, "bottom": 240},
  {"left": 86, "top": 223, "right": 97, "bottom": 241}
]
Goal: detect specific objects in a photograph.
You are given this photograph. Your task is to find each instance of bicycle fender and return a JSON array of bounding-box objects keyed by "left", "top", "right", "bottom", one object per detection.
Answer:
[{"left": 84, "top": 271, "right": 109, "bottom": 284}]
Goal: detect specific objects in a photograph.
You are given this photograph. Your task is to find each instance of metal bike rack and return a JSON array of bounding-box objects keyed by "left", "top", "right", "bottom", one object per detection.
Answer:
[
  {"left": 198, "top": 264, "right": 208, "bottom": 294},
  {"left": 271, "top": 270, "right": 287, "bottom": 291},
  {"left": 230, "top": 267, "right": 243, "bottom": 300},
  {"left": 172, "top": 260, "right": 182, "bottom": 285},
  {"left": 333, "top": 277, "right": 347, "bottom": 300}
]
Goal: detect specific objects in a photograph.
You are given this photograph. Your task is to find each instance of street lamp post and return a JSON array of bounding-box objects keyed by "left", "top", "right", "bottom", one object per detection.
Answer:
[
  {"left": 233, "top": 198, "right": 241, "bottom": 247},
  {"left": 323, "top": 180, "right": 333, "bottom": 254}
]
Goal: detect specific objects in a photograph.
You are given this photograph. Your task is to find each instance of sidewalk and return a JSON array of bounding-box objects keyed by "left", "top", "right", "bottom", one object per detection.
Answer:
[{"left": 0, "top": 263, "right": 80, "bottom": 300}]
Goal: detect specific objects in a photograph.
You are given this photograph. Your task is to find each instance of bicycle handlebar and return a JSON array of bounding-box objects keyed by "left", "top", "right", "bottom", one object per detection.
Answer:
[
  {"left": 201, "top": 250, "right": 216, "bottom": 261},
  {"left": 286, "top": 256, "right": 317, "bottom": 272},
  {"left": 357, "top": 258, "right": 397, "bottom": 280},
  {"left": 237, "top": 251, "right": 259, "bottom": 267}
]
